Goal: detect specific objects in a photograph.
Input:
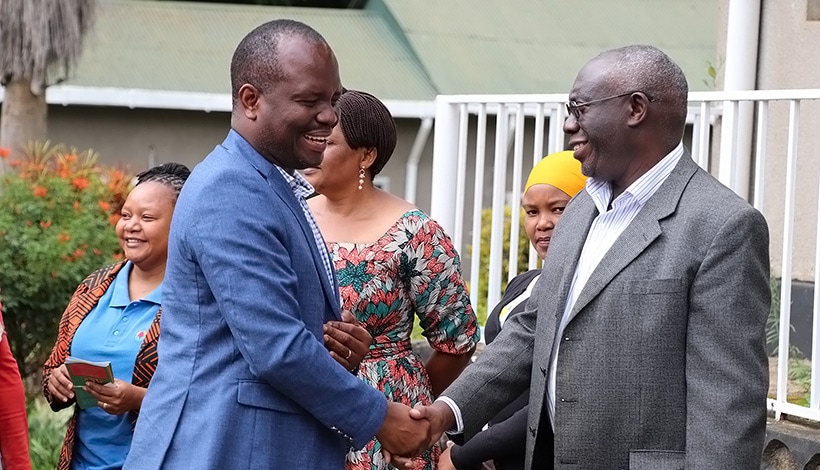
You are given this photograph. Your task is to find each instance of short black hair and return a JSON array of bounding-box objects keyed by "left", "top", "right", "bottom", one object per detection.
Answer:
[
  {"left": 337, "top": 89, "right": 397, "bottom": 178},
  {"left": 135, "top": 162, "right": 191, "bottom": 205},
  {"left": 229, "top": 19, "right": 327, "bottom": 107}
]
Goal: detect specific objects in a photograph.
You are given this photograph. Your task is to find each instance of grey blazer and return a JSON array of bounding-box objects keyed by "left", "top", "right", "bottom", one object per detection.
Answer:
[{"left": 444, "top": 153, "right": 770, "bottom": 470}]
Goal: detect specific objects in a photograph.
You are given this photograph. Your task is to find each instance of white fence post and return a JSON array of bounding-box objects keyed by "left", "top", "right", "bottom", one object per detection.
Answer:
[{"left": 430, "top": 96, "right": 459, "bottom": 236}]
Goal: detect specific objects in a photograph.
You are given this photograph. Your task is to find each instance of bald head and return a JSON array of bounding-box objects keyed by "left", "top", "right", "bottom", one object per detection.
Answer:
[
  {"left": 230, "top": 19, "right": 329, "bottom": 108},
  {"left": 592, "top": 45, "right": 689, "bottom": 142}
]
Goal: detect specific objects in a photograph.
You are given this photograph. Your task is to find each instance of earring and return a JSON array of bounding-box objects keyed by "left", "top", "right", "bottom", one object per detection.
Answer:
[{"left": 358, "top": 167, "right": 365, "bottom": 190}]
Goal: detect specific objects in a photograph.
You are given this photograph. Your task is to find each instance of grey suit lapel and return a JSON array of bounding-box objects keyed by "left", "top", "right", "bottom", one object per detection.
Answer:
[
  {"left": 566, "top": 152, "right": 699, "bottom": 322},
  {"left": 533, "top": 191, "right": 596, "bottom": 351}
]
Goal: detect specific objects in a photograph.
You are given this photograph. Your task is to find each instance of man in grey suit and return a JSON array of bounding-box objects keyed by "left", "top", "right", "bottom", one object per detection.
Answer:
[{"left": 407, "top": 45, "right": 770, "bottom": 469}]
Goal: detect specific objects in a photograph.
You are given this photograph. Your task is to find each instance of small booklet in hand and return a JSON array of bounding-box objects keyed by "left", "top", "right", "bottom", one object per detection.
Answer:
[{"left": 65, "top": 356, "right": 114, "bottom": 409}]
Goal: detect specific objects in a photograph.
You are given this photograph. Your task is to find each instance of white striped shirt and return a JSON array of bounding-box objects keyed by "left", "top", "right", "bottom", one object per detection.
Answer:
[{"left": 547, "top": 142, "right": 684, "bottom": 427}]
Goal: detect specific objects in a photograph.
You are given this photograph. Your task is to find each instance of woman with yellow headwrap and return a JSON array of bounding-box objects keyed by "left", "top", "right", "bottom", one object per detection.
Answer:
[{"left": 440, "top": 150, "right": 587, "bottom": 470}]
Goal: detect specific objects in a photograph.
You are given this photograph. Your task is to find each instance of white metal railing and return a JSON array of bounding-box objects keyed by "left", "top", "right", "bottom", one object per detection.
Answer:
[{"left": 430, "top": 89, "right": 820, "bottom": 424}]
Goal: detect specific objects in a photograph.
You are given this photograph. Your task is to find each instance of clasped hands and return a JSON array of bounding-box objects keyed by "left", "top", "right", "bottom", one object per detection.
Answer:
[
  {"left": 324, "top": 312, "right": 456, "bottom": 466},
  {"left": 376, "top": 401, "right": 455, "bottom": 467},
  {"left": 46, "top": 364, "right": 145, "bottom": 414}
]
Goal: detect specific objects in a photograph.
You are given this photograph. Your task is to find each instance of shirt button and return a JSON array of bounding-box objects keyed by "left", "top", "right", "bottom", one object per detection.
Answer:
[
  {"left": 123, "top": 317, "right": 129, "bottom": 322},
  {"left": 113, "top": 331, "right": 120, "bottom": 336}
]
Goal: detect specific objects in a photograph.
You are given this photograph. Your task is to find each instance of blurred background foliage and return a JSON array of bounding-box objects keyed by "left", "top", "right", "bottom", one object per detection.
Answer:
[{"left": 0, "top": 142, "right": 132, "bottom": 380}]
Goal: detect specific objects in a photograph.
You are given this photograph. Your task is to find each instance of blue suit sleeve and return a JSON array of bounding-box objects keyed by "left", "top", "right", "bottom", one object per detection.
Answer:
[{"left": 185, "top": 167, "right": 386, "bottom": 448}]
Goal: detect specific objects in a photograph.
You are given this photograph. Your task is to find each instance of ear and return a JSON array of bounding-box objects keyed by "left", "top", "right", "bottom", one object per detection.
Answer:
[
  {"left": 626, "top": 92, "right": 651, "bottom": 127},
  {"left": 360, "top": 147, "right": 378, "bottom": 169},
  {"left": 237, "top": 84, "right": 261, "bottom": 120}
]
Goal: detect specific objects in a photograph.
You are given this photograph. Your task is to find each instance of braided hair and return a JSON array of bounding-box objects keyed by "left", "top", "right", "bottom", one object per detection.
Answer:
[
  {"left": 135, "top": 162, "right": 191, "bottom": 205},
  {"left": 337, "top": 89, "right": 397, "bottom": 179}
]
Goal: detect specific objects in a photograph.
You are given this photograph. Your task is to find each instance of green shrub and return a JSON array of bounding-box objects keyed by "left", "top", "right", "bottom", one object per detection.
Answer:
[
  {"left": 765, "top": 276, "right": 784, "bottom": 354},
  {"left": 27, "top": 396, "right": 72, "bottom": 470},
  {"left": 764, "top": 277, "right": 813, "bottom": 405},
  {"left": 409, "top": 206, "right": 529, "bottom": 338},
  {"left": 0, "top": 142, "right": 132, "bottom": 378},
  {"left": 468, "top": 206, "right": 530, "bottom": 325}
]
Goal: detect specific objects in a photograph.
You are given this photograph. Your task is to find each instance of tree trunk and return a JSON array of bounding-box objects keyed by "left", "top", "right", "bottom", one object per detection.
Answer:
[{"left": 0, "top": 78, "right": 48, "bottom": 156}]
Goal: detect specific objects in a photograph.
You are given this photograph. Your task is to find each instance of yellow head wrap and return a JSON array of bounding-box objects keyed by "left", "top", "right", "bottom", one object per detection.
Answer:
[{"left": 524, "top": 150, "right": 587, "bottom": 197}]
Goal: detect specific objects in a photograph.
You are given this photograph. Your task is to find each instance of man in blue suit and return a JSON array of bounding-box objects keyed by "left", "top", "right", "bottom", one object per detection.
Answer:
[{"left": 125, "top": 19, "right": 429, "bottom": 469}]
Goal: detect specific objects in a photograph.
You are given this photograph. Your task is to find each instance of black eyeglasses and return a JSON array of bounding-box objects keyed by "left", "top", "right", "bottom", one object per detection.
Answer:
[{"left": 565, "top": 91, "right": 655, "bottom": 120}]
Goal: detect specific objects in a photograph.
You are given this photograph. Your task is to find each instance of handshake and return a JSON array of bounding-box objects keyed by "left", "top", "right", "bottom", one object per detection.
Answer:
[{"left": 374, "top": 401, "right": 456, "bottom": 463}]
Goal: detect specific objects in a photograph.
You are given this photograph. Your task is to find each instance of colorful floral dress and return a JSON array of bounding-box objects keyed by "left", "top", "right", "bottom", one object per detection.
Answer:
[{"left": 329, "top": 209, "right": 480, "bottom": 470}]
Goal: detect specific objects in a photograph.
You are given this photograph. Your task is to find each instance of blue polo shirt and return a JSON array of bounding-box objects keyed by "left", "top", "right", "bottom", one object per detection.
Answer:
[{"left": 71, "top": 262, "right": 161, "bottom": 470}]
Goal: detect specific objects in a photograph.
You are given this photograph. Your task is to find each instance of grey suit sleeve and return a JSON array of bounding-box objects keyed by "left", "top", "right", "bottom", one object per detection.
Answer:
[
  {"left": 685, "top": 206, "right": 770, "bottom": 469},
  {"left": 441, "top": 278, "right": 542, "bottom": 438}
]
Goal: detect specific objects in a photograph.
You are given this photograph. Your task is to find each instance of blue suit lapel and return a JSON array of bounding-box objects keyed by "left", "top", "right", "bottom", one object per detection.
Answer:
[
  {"left": 267, "top": 176, "right": 342, "bottom": 321},
  {"left": 223, "top": 131, "right": 341, "bottom": 321}
]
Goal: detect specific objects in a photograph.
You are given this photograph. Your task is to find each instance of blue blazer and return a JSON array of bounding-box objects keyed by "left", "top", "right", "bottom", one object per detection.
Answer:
[{"left": 125, "top": 130, "right": 387, "bottom": 469}]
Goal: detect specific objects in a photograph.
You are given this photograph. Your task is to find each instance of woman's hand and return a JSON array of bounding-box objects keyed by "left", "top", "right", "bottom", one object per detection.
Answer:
[
  {"left": 437, "top": 441, "right": 457, "bottom": 470},
  {"left": 46, "top": 364, "right": 75, "bottom": 403},
  {"left": 84, "top": 379, "right": 146, "bottom": 415},
  {"left": 389, "top": 454, "right": 425, "bottom": 469},
  {"left": 324, "top": 310, "right": 372, "bottom": 371}
]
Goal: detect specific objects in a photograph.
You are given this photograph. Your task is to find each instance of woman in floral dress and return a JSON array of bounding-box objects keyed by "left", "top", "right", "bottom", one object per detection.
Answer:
[{"left": 304, "top": 90, "right": 480, "bottom": 470}]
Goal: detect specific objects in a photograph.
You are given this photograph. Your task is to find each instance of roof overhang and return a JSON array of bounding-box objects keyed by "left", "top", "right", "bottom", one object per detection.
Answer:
[
  {"left": 0, "top": 85, "right": 437, "bottom": 119},
  {"left": 1, "top": 85, "right": 724, "bottom": 124}
]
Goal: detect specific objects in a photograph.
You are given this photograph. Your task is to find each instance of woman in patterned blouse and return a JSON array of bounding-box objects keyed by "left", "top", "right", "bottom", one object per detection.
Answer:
[{"left": 304, "top": 89, "right": 480, "bottom": 470}]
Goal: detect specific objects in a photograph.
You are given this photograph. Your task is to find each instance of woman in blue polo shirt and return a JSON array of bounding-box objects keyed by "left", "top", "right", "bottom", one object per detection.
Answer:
[{"left": 42, "top": 163, "right": 190, "bottom": 470}]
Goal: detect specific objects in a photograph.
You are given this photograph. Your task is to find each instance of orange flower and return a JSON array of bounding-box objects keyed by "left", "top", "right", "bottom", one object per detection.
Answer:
[
  {"left": 108, "top": 213, "right": 121, "bottom": 226},
  {"left": 26, "top": 220, "right": 33, "bottom": 227},
  {"left": 98, "top": 200, "right": 111, "bottom": 212},
  {"left": 64, "top": 153, "right": 77, "bottom": 163},
  {"left": 57, "top": 232, "right": 71, "bottom": 243},
  {"left": 93, "top": 248, "right": 102, "bottom": 256},
  {"left": 40, "top": 220, "right": 52, "bottom": 229},
  {"left": 74, "top": 200, "right": 81, "bottom": 210},
  {"left": 0, "top": 147, "right": 10, "bottom": 158},
  {"left": 112, "top": 252, "right": 124, "bottom": 261},
  {"left": 73, "top": 248, "right": 86, "bottom": 259},
  {"left": 72, "top": 177, "right": 89, "bottom": 190},
  {"left": 32, "top": 186, "right": 47, "bottom": 198},
  {"left": 8, "top": 160, "right": 21, "bottom": 168}
]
